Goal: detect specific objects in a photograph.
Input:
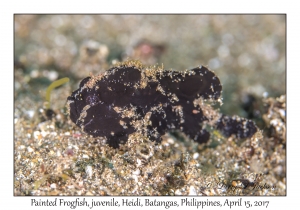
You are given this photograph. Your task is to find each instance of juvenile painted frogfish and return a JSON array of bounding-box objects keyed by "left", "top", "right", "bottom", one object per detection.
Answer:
[{"left": 67, "top": 60, "right": 257, "bottom": 148}]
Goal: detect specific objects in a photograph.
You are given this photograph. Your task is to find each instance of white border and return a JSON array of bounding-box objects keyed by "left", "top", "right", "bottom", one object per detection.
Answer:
[{"left": 3, "top": 0, "right": 297, "bottom": 209}]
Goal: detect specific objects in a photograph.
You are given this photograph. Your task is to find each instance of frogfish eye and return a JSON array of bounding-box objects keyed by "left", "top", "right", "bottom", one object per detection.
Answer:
[{"left": 86, "top": 95, "right": 100, "bottom": 106}]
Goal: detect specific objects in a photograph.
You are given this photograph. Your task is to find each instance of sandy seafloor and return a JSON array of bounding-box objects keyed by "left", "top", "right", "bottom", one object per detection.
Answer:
[{"left": 14, "top": 15, "right": 286, "bottom": 196}]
